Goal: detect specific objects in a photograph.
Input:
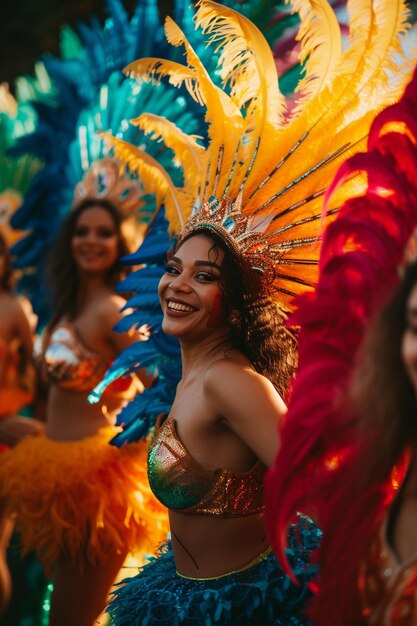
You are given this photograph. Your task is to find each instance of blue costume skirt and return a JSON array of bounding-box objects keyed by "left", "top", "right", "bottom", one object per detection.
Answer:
[{"left": 108, "top": 516, "right": 320, "bottom": 626}]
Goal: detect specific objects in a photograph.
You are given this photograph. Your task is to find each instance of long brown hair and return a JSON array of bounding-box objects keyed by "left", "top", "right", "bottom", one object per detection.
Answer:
[
  {"left": 0, "top": 232, "right": 13, "bottom": 292},
  {"left": 351, "top": 260, "right": 417, "bottom": 478},
  {"left": 177, "top": 230, "right": 297, "bottom": 398},
  {"left": 47, "top": 199, "right": 130, "bottom": 324}
]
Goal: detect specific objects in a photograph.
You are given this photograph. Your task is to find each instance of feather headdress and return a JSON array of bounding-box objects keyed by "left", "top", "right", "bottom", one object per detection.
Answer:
[{"left": 102, "top": 0, "right": 413, "bottom": 313}]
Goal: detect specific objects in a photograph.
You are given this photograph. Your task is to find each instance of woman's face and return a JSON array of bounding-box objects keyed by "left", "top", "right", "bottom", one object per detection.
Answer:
[
  {"left": 402, "top": 283, "right": 417, "bottom": 392},
  {"left": 71, "top": 205, "right": 119, "bottom": 276},
  {"left": 158, "top": 234, "right": 227, "bottom": 340}
]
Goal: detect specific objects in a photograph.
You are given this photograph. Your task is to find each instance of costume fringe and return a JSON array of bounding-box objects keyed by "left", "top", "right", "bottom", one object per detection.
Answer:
[{"left": 109, "top": 515, "right": 321, "bottom": 626}]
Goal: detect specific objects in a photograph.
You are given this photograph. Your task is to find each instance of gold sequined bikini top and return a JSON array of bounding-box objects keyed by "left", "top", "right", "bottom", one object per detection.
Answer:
[
  {"left": 40, "top": 321, "right": 133, "bottom": 397},
  {"left": 147, "top": 413, "right": 266, "bottom": 517}
]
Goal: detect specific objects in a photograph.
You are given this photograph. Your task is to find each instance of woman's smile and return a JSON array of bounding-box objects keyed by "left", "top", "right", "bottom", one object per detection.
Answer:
[
  {"left": 71, "top": 205, "right": 119, "bottom": 275},
  {"left": 166, "top": 298, "right": 198, "bottom": 315}
]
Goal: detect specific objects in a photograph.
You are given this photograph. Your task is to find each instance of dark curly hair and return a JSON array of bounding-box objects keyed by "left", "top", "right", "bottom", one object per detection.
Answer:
[
  {"left": 177, "top": 229, "right": 297, "bottom": 398},
  {"left": 48, "top": 199, "right": 131, "bottom": 324}
]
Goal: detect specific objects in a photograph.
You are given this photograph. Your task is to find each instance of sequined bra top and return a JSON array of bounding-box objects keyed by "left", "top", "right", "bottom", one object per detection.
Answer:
[
  {"left": 147, "top": 413, "right": 266, "bottom": 517},
  {"left": 38, "top": 321, "right": 134, "bottom": 399},
  {"left": 40, "top": 322, "right": 109, "bottom": 393}
]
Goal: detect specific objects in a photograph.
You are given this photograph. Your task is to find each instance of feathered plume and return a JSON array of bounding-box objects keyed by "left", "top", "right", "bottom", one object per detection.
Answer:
[
  {"left": 91, "top": 0, "right": 415, "bottom": 440},
  {"left": 101, "top": 0, "right": 413, "bottom": 314},
  {"left": 265, "top": 64, "right": 417, "bottom": 625}
]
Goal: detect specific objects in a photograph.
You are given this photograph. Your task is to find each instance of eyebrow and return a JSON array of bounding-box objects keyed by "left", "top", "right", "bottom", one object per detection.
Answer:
[
  {"left": 406, "top": 307, "right": 417, "bottom": 317},
  {"left": 170, "top": 256, "right": 222, "bottom": 271}
]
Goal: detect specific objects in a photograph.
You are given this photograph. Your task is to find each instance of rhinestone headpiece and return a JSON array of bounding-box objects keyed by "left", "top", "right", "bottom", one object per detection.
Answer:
[
  {"left": 73, "top": 158, "right": 143, "bottom": 219},
  {"left": 178, "top": 193, "right": 278, "bottom": 284}
]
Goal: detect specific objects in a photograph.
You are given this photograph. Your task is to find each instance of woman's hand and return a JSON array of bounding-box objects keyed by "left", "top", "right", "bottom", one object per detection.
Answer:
[
  {"left": 137, "top": 323, "right": 151, "bottom": 339},
  {"left": 0, "top": 416, "right": 45, "bottom": 448}
]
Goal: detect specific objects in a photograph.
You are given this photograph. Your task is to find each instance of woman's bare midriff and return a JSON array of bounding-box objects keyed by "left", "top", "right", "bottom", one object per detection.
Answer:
[
  {"left": 169, "top": 510, "right": 269, "bottom": 578},
  {"left": 45, "top": 386, "right": 122, "bottom": 440}
]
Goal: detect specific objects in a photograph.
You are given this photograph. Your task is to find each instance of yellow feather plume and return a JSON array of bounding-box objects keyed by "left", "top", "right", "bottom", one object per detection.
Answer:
[
  {"left": 164, "top": 15, "right": 246, "bottom": 204},
  {"left": 191, "top": 0, "right": 291, "bottom": 206},
  {"left": 130, "top": 113, "right": 206, "bottom": 187},
  {"left": 291, "top": 0, "right": 343, "bottom": 101},
  {"left": 106, "top": 0, "right": 413, "bottom": 312},
  {"left": 124, "top": 58, "right": 204, "bottom": 105},
  {"left": 100, "top": 132, "right": 184, "bottom": 233},
  {"left": 195, "top": 0, "right": 286, "bottom": 124},
  {"left": 243, "top": 0, "right": 411, "bottom": 218}
]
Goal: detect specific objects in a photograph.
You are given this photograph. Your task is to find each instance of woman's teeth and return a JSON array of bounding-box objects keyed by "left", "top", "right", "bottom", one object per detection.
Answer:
[{"left": 168, "top": 301, "right": 195, "bottom": 312}]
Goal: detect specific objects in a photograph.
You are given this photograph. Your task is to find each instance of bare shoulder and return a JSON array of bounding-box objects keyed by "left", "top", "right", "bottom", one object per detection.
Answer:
[
  {"left": 0, "top": 291, "right": 17, "bottom": 310},
  {"left": 4, "top": 293, "right": 29, "bottom": 322},
  {"left": 96, "top": 293, "right": 129, "bottom": 328},
  {"left": 204, "top": 357, "right": 276, "bottom": 399},
  {"left": 203, "top": 357, "right": 286, "bottom": 450},
  {"left": 94, "top": 292, "right": 137, "bottom": 353}
]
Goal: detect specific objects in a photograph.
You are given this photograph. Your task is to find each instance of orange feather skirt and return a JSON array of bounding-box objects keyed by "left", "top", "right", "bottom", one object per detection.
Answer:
[{"left": 0, "top": 427, "right": 168, "bottom": 575}]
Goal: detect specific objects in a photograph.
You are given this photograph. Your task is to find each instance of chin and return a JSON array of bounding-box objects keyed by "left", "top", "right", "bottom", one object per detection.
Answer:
[{"left": 161, "top": 318, "right": 180, "bottom": 337}]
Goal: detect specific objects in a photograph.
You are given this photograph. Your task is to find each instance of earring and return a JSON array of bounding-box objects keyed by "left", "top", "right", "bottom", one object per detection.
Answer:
[{"left": 228, "top": 309, "right": 241, "bottom": 326}]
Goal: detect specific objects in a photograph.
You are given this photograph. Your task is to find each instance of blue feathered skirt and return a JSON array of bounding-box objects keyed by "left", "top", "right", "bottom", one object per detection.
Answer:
[{"left": 108, "top": 516, "right": 320, "bottom": 626}]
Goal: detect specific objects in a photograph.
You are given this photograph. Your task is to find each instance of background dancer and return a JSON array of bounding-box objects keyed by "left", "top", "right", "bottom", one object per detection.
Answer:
[{"left": 0, "top": 160, "right": 168, "bottom": 626}]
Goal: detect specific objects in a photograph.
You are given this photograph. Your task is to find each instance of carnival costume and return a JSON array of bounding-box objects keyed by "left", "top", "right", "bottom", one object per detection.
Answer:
[
  {"left": 0, "top": 159, "right": 169, "bottom": 580},
  {"left": 79, "top": 1, "right": 413, "bottom": 624},
  {"left": 109, "top": 413, "right": 320, "bottom": 626},
  {"left": 265, "top": 56, "right": 417, "bottom": 626}
]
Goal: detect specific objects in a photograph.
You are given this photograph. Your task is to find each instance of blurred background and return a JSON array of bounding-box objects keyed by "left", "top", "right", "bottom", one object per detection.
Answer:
[{"left": 0, "top": 0, "right": 175, "bottom": 87}]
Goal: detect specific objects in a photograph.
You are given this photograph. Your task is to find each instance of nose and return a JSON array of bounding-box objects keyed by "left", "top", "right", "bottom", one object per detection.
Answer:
[
  {"left": 169, "top": 273, "right": 192, "bottom": 293},
  {"left": 83, "top": 231, "right": 100, "bottom": 244}
]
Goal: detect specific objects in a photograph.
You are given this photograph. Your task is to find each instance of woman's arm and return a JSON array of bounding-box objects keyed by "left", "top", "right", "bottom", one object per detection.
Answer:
[
  {"left": 99, "top": 294, "right": 154, "bottom": 388},
  {"left": 204, "top": 360, "right": 286, "bottom": 468},
  {"left": 14, "top": 296, "right": 34, "bottom": 357},
  {"left": 0, "top": 416, "right": 44, "bottom": 447}
]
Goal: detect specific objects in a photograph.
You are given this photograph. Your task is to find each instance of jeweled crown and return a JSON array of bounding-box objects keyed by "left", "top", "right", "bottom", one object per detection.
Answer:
[{"left": 73, "top": 158, "right": 143, "bottom": 219}]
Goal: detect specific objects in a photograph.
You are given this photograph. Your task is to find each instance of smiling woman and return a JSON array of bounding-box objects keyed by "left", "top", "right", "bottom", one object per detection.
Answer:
[
  {"left": 0, "top": 160, "right": 168, "bottom": 626},
  {"left": 89, "top": 0, "right": 409, "bottom": 619},
  {"left": 159, "top": 236, "right": 226, "bottom": 342},
  {"left": 70, "top": 204, "right": 120, "bottom": 275},
  {"left": 107, "top": 225, "right": 319, "bottom": 626}
]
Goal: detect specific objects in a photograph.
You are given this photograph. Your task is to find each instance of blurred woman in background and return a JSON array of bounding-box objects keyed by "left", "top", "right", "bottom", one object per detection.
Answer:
[{"left": 0, "top": 160, "right": 168, "bottom": 626}]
